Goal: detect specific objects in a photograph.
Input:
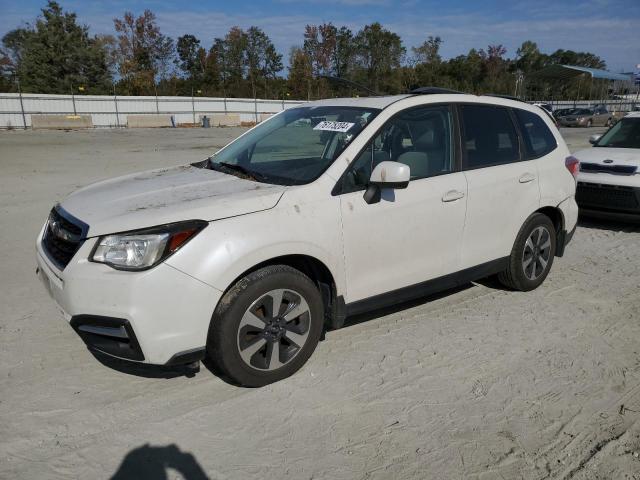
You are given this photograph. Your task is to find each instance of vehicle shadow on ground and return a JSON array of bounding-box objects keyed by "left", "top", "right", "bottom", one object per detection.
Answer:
[
  {"left": 91, "top": 347, "right": 246, "bottom": 386},
  {"left": 110, "top": 444, "right": 210, "bottom": 480},
  {"left": 92, "top": 279, "right": 512, "bottom": 384},
  {"left": 90, "top": 350, "right": 199, "bottom": 379},
  {"left": 202, "top": 283, "right": 500, "bottom": 386},
  {"left": 578, "top": 215, "right": 640, "bottom": 231},
  {"left": 340, "top": 283, "right": 477, "bottom": 329}
]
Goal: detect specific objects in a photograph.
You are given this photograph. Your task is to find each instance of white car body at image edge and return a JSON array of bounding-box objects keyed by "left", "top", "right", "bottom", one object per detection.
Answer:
[
  {"left": 36, "top": 93, "right": 578, "bottom": 386},
  {"left": 574, "top": 112, "right": 640, "bottom": 220}
]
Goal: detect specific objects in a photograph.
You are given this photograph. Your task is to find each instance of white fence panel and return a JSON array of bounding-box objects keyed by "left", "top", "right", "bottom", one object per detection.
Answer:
[{"left": 0, "top": 93, "right": 305, "bottom": 128}]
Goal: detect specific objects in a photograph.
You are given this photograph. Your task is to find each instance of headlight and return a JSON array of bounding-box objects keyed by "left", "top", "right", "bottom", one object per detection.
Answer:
[{"left": 90, "top": 220, "right": 207, "bottom": 270}]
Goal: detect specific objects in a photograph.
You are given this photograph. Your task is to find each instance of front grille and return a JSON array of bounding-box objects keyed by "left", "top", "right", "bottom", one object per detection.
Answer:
[
  {"left": 576, "top": 182, "right": 640, "bottom": 211},
  {"left": 41, "top": 207, "right": 88, "bottom": 270},
  {"left": 580, "top": 162, "right": 637, "bottom": 175}
]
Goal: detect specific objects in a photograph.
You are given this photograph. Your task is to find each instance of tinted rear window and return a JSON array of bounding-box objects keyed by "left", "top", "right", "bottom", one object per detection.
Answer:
[
  {"left": 461, "top": 105, "right": 520, "bottom": 169},
  {"left": 514, "top": 109, "right": 557, "bottom": 158}
]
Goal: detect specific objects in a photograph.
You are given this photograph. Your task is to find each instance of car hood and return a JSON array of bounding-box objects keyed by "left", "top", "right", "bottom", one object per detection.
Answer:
[
  {"left": 60, "top": 164, "right": 286, "bottom": 237},
  {"left": 573, "top": 147, "right": 640, "bottom": 166}
]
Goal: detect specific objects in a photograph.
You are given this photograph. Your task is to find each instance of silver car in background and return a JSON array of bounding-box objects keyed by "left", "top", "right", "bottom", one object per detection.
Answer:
[{"left": 559, "top": 106, "right": 613, "bottom": 128}]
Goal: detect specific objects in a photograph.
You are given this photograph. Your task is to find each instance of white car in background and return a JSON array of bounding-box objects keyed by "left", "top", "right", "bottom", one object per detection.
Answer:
[
  {"left": 36, "top": 91, "right": 578, "bottom": 386},
  {"left": 574, "top": 112, "right": 640, "bottom": 220}
]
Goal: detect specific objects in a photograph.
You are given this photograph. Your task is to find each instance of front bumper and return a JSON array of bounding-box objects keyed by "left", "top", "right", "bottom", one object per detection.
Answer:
[
  {"left": 36, "top": 229, "right": 222, "bottom": 365},
  {"left": 576, "top": 181, "right": 640, "bottom": 219}
]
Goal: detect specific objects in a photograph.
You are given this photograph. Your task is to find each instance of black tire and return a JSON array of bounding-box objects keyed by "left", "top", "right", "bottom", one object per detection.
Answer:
[
  {"left": 498, "top": 213, "right": 557, "bottom": 292},
  {"left": 207, "top": 265, "right": 324, "bottom": 387}
]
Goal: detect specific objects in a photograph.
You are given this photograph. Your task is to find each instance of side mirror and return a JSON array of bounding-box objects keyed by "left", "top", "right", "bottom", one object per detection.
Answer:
[
  {"left": 589, "top": 134, "right": 601, "bottom": 145},
  {"left": 363, "top": 161, "right": 410, "bottom": 204}
]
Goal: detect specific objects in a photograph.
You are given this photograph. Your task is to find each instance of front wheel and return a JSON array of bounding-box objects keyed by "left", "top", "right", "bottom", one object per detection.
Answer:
[
  {"left": 207, "top": 265, "right": 324, "bottom": 387},
  {"left": 498, "top": 213, "right": 556, "bottom": 291}
]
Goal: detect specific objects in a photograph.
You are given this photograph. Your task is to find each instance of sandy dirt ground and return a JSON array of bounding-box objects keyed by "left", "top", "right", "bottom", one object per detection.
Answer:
[{"left": 1, "top": 126, "right": 640, "bottom": 480}]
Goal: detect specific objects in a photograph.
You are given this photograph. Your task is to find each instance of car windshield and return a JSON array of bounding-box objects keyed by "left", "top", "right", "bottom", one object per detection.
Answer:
[
  {"left": 205, "top": 106, "right": 379, "bottom": 185},
  {"left": 595, "top": 118, "right": 640, "bottom": 148}
]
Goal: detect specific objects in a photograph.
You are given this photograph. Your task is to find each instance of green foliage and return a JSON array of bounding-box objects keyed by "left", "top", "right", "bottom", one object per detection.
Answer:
[
  {"left": 113, "top": 9, "right": 174, "bottom": 95},
  {"left": 1, "top": 1, "right": 112, "bottom": 93},
  {"left": 246, "top": 26, "right": 282, "bottom": 97},
  {"left": 288, "top": 47, "right": 313, "bottom": 99},
  {"left": 176, "top": 34, "right": 202, "bottom": 78},
  {"left": 0, "top": 2, "right": 613, "bottom": 101},
  {"left": 353, "top": 22, "right": 405, "bottom": 93}
]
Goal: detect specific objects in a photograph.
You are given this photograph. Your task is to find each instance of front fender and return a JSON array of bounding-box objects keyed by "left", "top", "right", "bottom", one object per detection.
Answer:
[{"left": 165, "top": 194, "right": 346, "bottom": 299}]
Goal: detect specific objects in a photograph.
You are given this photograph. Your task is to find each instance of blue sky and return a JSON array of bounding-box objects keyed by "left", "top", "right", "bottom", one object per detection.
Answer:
[{"left": 1, "top": 0, "right": 639, "bottom": 72}]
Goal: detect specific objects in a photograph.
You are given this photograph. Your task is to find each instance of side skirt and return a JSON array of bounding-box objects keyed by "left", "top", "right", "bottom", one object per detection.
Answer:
[{"left": 342, "top": 257, "right": 509, "bottom": 319}]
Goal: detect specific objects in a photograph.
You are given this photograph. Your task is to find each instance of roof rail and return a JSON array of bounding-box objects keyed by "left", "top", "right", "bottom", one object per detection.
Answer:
[
  {"left": 484, "top": 93, "right": 527, "bottom": 103},
  {"left": 410, "top": 87, "right": 464, "bottom": 95}
]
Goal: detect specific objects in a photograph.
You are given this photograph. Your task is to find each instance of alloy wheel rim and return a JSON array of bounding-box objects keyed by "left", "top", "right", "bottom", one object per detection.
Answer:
[
  {"left": 236, "top": 289, "right": 311, "bottom": 371},
  {"left": 522, "top": 226, "right": 552, "bottom": 281}
]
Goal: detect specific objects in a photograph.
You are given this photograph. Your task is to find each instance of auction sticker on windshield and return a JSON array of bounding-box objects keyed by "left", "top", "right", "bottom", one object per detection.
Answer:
[{"left": 313, "top": 121, "right": 355, "bottom": 132}]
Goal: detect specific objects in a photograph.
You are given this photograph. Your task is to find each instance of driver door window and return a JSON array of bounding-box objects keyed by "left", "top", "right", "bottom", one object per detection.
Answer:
[{"left": 341, "top": 105, "right": 454, "bottom": 193}]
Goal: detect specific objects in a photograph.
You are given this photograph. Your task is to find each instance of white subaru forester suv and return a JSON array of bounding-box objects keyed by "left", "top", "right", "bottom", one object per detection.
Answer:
[{"left": 36, "top": 90, "right": 579, "bottom": 386}]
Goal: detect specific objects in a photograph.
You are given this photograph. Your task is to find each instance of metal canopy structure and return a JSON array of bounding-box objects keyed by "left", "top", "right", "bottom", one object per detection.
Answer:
[
  {"left": 529, "top": 64, "right": 632, "bottom": 82},
  {"left": 524, "top": 64, "right": 638, "bottom": 111}
]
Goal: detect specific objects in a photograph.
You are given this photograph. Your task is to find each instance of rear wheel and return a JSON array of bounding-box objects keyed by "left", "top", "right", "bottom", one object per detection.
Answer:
[
  {"left": 207, "top": 265, "right": 324, "bottom": 387},
  {"left": 498, "top": 213, "right": 556, "bottom": 291}
]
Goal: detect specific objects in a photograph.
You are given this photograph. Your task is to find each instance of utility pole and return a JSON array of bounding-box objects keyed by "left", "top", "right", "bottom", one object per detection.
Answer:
[
  {"left": 17, "top": 76, "right": 27, "bottom": 129},
  {"left": 191, "top": 86, "right": 196, "bottom": 125},
  {"left": 113, "top": 84, "right": 120, "bottom": 128},
  {"left": 254, "top": 95, "right": 258, "bottom": 124},
  {"left": 71, "top": 85, "right": 77, "bottom": 115}
]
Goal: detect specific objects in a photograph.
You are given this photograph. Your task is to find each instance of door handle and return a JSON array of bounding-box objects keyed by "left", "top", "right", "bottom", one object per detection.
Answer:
[
  {"left": 519, "top": 173, "right": 536, "bottom": 183},
  {"left": 442, "top": 190, "right": 465, "bottom": 202}
]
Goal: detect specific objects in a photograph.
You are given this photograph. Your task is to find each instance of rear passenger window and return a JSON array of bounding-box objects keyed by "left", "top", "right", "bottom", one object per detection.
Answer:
[
  {"left": 514, "top": 109, "right": 557, "bottom": 158},
  {"left": 461, "top": 105, "right": 520, "bottom": 169}
]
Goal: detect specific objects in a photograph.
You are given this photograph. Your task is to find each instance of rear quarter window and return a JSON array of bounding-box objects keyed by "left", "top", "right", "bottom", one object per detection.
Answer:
[{"left": 514, "top": 109, "right": 557, "bottom": 159}]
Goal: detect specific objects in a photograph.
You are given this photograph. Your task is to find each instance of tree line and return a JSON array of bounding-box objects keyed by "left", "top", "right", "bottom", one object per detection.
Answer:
[{"left": 0, "top": 1, "right": 615, "bottom": 101}]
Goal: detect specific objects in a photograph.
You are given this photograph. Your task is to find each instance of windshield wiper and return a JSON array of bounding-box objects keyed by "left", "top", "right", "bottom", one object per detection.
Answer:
[
  {"left": 209, "top": 159, "right": 267, "bottom": 182},
  {"left": 207, "top": 157, "right": 298, "bottom": 186}
]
